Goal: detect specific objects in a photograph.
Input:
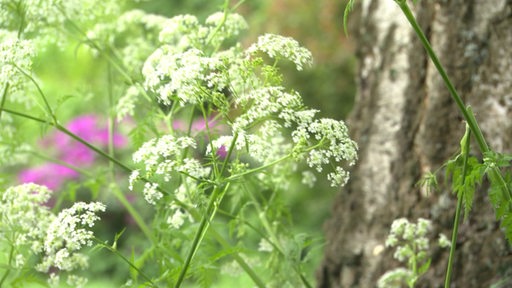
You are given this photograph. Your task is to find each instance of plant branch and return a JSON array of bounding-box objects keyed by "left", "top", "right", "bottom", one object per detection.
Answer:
[
  {"left": 174, "top": 183, "right": 231, "bottom": 288},
  {"left": 395, "top": 1, "right": 512, "bottom": 204},
  {"left": 0, "top": 83, "right": 9, "bottom": 121},
  {"left": 445, "top": 125, "right": 471, "bottom": 287}
]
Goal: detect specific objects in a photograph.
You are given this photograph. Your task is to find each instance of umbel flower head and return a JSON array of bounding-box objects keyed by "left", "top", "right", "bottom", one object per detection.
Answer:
[
  {"left": 131, "top": 11, "right": 358, "bottom": 213},
  {"left": 0, "top": 183, "right": 105, "bottom": 287}
]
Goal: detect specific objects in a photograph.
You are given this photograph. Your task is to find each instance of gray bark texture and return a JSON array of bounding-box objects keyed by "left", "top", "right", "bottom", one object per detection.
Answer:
[{"left": 318, "top": 0, "right": 512, "bottom": 287}]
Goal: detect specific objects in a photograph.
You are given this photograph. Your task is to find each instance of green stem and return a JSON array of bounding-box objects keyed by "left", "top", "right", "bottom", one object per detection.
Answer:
[
  {"left": 395, "top": 1, "right": 487, "bottom": 152},
  {"left": 174, "top": 183, "right": 230, "bottom": 288},
  {"left": 243, "top": 183, "right": 313, "bottom": 288},
  {"left": 13, "top": 64, "right": 57, "bottom": 124},
  {"left": 445, "top": 126, "right": 471, "bottom": 287},
  {"left": 0, "top": 245, "right": 14, "bottom": 286},
  {"left": 94, "top": 239, "right": 156, "bottom": 286},
  {"left": 107, "top": 62, "right": 116, "bottom": 175},
  {"left": 207, "top": 228, "right": 266, "bottom": 288},
  {"left": 226, "top": 154, "right": 291, "bottom": 181},
  {"left": 0, "top": 82, "right": 9, "bottom": 121},
  {"left": 396, "top": 1, "right": 512, "bottom": 203}
]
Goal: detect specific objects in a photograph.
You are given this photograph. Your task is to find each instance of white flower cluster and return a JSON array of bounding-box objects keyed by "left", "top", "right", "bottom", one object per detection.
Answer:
[
  {"left": 204, "top": 12, "right": 248, "bottom": 47},
  {"left": 1, "top": 183, "right": 53, "bottom": 261},
  {"left": 130, "top": 135, "right": 209, "bottom": 205},
  {"left": 142, "top": 12, "right": 250, "bottom": 108},
  {"left": 143, "top": 47, "right": 227, "bottom": 106},
  {"left": 232, "top": 87, "right": 305, "bottom": 132},
  {"left": 165, "top": 178, "right": 198, "bottom": 229},
  {"left": 86, "top": 9, "right": 167, "bottom": 65},
  {"left": 158, "top": 13, "right": 247, "bottom": 50},
  {"left": 292, "top": 118, "right": 357, "bottom": 187},
  {"left": 377, "top": 217, "right": 448, "bottom": 288},
  {"left": 210, "top": 121, "right": 292, "bottom": 166},
  {"left": 247, "top": 33, "right": 313, "bottom": 71},
  {"left": 116, "top": 85, "right": 139, "bottom": 122},
  {"left": 38, "top": 202, "right": 106, "bottom": 272},
  {"left": 0, "top": 183, "right": 105, "bottom": 287},
  {"left": 0, "top": 30, "right": 36, "bottom": 106},
  {"left": 0, "top": 0, "right": 121, "bottom": 33},
  {"left": 137, "top": 11, "right": 358, "bottom": 200},
  {"left": 385, "top": 218, "right": 432, "bottom": 262}
]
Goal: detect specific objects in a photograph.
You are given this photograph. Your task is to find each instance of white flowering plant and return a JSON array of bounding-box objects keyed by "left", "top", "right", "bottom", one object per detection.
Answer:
[
  {"left": 0, "top": 0, "right": 357, "bottom": 287},
  {"left": 377, "top": 218, "right": 450, "bottom": 288}
]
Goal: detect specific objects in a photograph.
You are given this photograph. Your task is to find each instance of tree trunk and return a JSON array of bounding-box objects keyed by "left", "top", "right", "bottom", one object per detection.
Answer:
[{"left": 318, "top": 0, "right": 512, "bottom": 287}]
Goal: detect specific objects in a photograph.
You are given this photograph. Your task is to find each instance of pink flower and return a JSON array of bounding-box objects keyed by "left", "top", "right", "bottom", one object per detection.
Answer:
[
  {"left": 18, "top": 163, "right": 79, "bottom": 190},
  {"left": 18, "top": 114, "right": 128, "bottom": 191},
  {"left": 172, "top": 116, "right": 226, "bottom": 137},
  {"left": 217, "top": 145, "right": 227, "bottom": 158},
  {"left": 55, "top": 114, "right": 127, "bottom": 147}
]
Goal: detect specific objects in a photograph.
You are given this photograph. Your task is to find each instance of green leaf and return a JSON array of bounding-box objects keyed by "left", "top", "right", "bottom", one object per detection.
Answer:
[
  {"left": 418, "top": 258, "right": 431, "bottom": 276},
  {"left": 416, "top": 171, "right": 438, "bottom": 195}
]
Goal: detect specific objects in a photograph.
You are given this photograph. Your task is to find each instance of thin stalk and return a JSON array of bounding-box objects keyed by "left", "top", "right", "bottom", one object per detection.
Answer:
[
  {"left": 184, "top": 207, "right": 266, "bottom": 288},
  {"left": 209, "top": 229, "right": 266, "bottom": 288},
  {"left": 174, "top": 183, "right": 230, "bottom": 288},
  {"left": 12, "top": 64, "right": 57, "bottom": 124},
  {"left": 205, "top": 0, "right": 230, "bottom": 49},
  {"left": 226, "top": 154, "right": 291, "bottom": 181},
  {"left": 0, "top": 245, "right": 14, "bottom": 286},
  {"left": 107, "top": 62, "right": 116, "bottom": 175},
  {"left": 445, "top": 126, "right": 471, "bottom": 287},
  {"left": 395, "top": 1, "right": 487, "bottom": 152},
  {"left": 243, "top": 183, "right": 313, "bottom": 288},
  {"left": 396, "top": 1, "right": 512, "bottom": 202},
  {"left": 94, "top": 239, "right": 156, "bottom": 286},
  {"left": 199, "top": 105, "right": 221, "bottom": 178},
  {"left": 0, "top": 83, "right": 9, "bottom": 120}
]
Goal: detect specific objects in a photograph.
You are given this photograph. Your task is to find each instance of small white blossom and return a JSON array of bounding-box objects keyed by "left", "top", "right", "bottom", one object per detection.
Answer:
[
  {"left": 48, "top": 273, "right": 60, "bottom": 287},
  {"left": 143, "top": 47, "right": 227, "bottom": 106},
  {"left": 128, "top": 169, "right": 140, "bottom": 191},
  {"left": 39, "top": 202, "right": 106, "bottom": 272},
  {"left": 301, "top": 171, "right": 317, "bottom": 188},
  {"left": 292, "top": 118, "right": 357, "bottom": 187},
  {"left": 232, "top": 87, "right": 303, "bottom": 132},
  {"left": 132, "top": 135, "right": 196, "bottom": 174},
  {"left": 116, "top": 86, "right": 140, "bottom": 122},
  {"left": 1, "top": 184, "right": 103, "bottom": 284},
  {"left": 258, "top": 238, "right": 274, "bottom": 253},
  {"left": 327, "top": 167, "right": 350, "bottom": 187},
  {"left": 247, "top": 33, "right": 313, "bottom": 70},
  {"left": 205, "top": 12, "right": 248, "bottom": 46},
  {"left": 377, "top": 268, "right": 413, "bottom": 288},
  {"left": 438, "top": 233, "right": 451, "bottom": 248},
  {"left": 66, "top": 274, "right": 88, "bottom": 288},
  {"left": 143, "top": 182, "right": 162, "bottom": 205},
  {"left": 167, "top": 205, "right": 187, "bottom": 229},
  {"left": 0, "top": 31, "right": 36, "bottom": 107}
]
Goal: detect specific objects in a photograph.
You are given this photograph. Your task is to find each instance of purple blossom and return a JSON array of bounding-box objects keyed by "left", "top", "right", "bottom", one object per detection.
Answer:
[
  {"left": 18, "top": 163, "right": 79, "bottom": 191},
  {"left": 217, "top": 145, "right": 227, "bottom": 158},
  {"left": 172, "top": 116, "right": 225, "bottom": 137},
  {"left": 18, "top": 114, "right": 127, "bottom": 191}
]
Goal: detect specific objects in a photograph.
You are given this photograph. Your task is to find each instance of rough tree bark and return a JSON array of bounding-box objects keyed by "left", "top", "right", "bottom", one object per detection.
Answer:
[{"left": 318, "top": 0, "right": 512, "bottom": 287}]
